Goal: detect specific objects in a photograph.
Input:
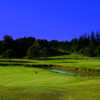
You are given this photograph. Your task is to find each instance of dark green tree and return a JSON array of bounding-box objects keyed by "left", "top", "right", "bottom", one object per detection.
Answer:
[
  {"left": 27, "top": 40, "right": 41, "bottom": 58},
  {"left": 1, "top": 35, "right": 14, "bottom": 55}
]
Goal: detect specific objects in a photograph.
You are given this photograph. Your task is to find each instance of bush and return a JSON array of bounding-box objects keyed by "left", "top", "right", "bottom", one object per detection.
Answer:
[
  {"left": 2, "top": 49, "right": 15, "bottom": 58},
  {"left": 79, "top": 47, "right": 95, "bottom": 57},
  {"left": 95, "top": 46, "right": 100, "bottom": 56}
]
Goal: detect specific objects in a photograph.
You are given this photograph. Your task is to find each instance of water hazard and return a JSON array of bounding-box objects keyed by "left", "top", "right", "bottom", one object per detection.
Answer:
[{"left": 50, "top": 69, "right": 88, "bottom": 78}]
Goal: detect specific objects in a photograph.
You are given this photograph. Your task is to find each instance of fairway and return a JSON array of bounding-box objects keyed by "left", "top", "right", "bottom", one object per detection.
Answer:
[{"left": 0, "top": 55, "right": 100, "bottom": 100}]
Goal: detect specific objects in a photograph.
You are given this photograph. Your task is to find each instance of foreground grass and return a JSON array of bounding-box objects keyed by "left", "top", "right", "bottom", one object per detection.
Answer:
[
  {"left": 0, "top": 54, "right": 100, "bottom": 100},
  {"left": 0, "top": 66, "right": 100, "bottom": 100}
]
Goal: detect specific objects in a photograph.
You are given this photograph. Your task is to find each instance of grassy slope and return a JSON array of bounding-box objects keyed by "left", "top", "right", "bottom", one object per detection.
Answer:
[
  {"left": 1, "top": 54, "right": 100, "bottom": 69},
  {"left": 0, "top": 54, "right": 100, "bottom": 100},
  {"left": 0, "top": 66, "right": 100, "bottom": 100}
]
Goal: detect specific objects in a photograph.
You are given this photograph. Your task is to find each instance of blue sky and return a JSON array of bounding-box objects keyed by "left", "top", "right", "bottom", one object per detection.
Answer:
[{"left": 0, "top": 0, "right": 100, "bottom": 40}]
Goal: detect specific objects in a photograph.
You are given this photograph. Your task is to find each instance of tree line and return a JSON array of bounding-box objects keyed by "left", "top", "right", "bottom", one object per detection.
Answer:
[{"left": 0, "top": 32, "right": 100, "bottom": 58}]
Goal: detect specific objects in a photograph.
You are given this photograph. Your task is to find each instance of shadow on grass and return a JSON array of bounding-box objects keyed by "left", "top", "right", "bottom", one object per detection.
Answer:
[
  {"left": 0, "top": 60, "right": 35, "bottom": 63},
  {"left": 0, "top": 86, "right": 63, "bottom": 100}
]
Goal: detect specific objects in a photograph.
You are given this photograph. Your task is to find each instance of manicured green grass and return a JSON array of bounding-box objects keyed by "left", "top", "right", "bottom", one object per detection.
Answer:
[
  {"left": 0, "top": 54, "right": 100, "bottom": 70},
  {"left": 0, "top": 54, "right": 100, "bottom": 100},
  {"left": 0, "top": 66, "right": 100, "bottom": 100}
]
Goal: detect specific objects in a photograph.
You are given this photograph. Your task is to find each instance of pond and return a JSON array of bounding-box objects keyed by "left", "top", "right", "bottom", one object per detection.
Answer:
[
  {"left": 50, "top": 69, "right": 88, "bottom": 78},
  {"left": 50, "top": 69, "right": 74, "bottom": 75}
]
